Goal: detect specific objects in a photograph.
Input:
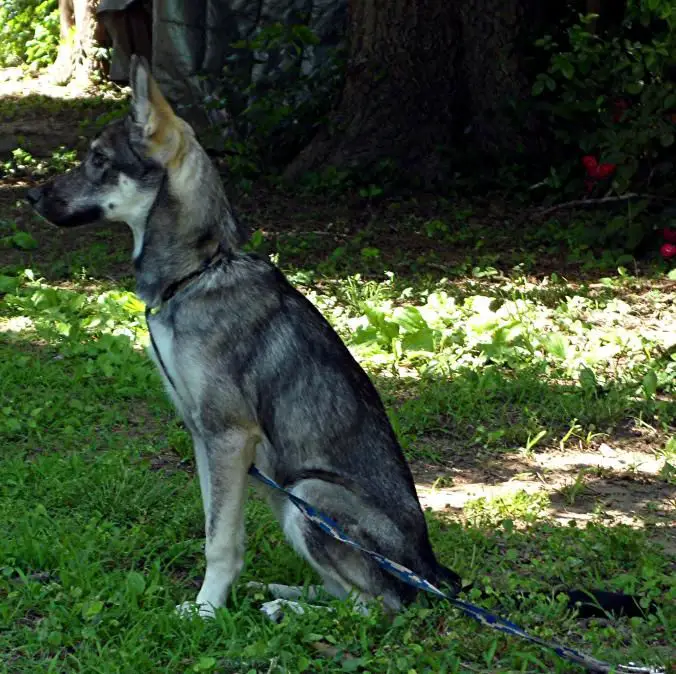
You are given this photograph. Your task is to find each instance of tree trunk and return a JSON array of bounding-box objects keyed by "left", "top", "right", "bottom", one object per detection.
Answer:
[
  {"left": 285, "top": 0, "right": 459, "bottom": 184},
  {"left": 285, "top": 0, "right": 545, "bottom": 184},
  {"left": 49, "top": 0, "right": 109, "bottom": 85}
]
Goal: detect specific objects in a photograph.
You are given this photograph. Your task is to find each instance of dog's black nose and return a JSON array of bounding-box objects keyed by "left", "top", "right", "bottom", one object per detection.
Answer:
[{"left": 25, "top": 187, "right": 42, "bottom": 205}]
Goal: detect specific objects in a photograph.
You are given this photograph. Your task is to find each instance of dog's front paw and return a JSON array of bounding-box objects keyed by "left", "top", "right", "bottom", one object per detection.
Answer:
[{"left": 175, "top": 600, "right": 216, "bottom": 619}]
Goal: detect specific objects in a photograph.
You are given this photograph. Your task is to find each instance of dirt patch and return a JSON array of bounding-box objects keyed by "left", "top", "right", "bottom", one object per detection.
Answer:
[
  {"left": 412, "top": 437, "right": 675, "bottom": 553},
  {"left": 0, "top": 68, "right": 123, "bottom": 158}
]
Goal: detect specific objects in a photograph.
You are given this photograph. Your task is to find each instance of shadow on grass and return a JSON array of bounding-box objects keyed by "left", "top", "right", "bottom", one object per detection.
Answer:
[
  {"left": 0, "top": 90, "right": 127, "bottom": 156},
  {"left": 2, "top": 174, "right": 671, "bottom": 291},
  {"left": 2, "top": 317, "right": 673, "bottom": 528},
  {"left": 1, "top": 81, "right": 670, "bottom": 284},
  {"left": 380, "top": 364, "right": 674, "bottom": 456}
]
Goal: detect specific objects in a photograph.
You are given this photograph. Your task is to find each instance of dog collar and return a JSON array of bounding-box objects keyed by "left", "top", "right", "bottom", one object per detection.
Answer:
[{"left": 146, "top": 246, "right": 228, "bottom": 316}]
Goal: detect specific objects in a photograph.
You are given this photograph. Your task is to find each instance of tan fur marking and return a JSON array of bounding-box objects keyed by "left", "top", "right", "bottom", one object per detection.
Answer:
[
  {"left": 165, "top": 123, "right": 190, "bottom": 171},
  {"left": 145, "top": 74, "right": 189, "bottom": 169}
]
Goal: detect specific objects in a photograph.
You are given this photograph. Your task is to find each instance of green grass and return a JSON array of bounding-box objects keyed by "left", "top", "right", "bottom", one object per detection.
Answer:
[
  {"left": 0, "top": 91, "right": 674, "bottom": 673},
  {"left": 1, "top": 259, "right": 674, "bottom": 673}
]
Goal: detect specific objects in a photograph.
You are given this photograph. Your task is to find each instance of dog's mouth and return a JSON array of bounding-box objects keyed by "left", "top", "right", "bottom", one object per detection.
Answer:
[{"left": 25, "top": 186, "right": 103, "bottom": 228}]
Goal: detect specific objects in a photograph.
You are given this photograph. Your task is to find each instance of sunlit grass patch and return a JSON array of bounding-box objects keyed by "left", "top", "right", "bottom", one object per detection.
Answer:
[
  {"left": 2, "top": 265, "right": 674, "bottom": 460},
  {"left": 0, "top": 251, "right": 674, "bottom": 672},
  {"left": 464, "top": 489, "right": 551, "bottom": 526}
]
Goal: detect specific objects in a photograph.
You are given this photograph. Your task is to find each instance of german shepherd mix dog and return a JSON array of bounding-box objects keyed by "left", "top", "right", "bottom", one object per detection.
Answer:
[{"left": 27, "top": 56, "right": 647, "bottom": 622}]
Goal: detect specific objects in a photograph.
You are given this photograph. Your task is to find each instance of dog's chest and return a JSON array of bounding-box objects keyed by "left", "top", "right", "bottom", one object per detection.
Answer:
[{"left": 147, "top": 317, "right": 203, "bottom": 423}]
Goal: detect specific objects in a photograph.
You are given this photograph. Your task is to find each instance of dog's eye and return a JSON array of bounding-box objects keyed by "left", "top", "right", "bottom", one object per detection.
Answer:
[{"left": 91, "top": 150, "right": 108, "bottom": 169}]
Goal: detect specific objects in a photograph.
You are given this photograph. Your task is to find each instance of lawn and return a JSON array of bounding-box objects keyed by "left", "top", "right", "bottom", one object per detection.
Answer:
[{"left": 0, "top": 73, "right": 674, "bottom": 674}]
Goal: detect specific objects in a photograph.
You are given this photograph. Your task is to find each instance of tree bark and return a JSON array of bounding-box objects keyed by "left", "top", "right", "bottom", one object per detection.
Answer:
[
  {"left": 456, "top": 0, "right": 538, "bottom": 157},
  {"left": 285, "top": 0, "right": 545, "bottom": 184},
  {"left": 285, "top": 0, "right": 459, "bottom": 184},
  {"left": 49, "top": 0, "right": 109, "bottom": 85}
]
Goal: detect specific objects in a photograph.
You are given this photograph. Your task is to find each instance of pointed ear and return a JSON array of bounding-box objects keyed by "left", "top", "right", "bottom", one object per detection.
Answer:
[{"left": 129, "top": 55, "right": 176, "bottom": 139}]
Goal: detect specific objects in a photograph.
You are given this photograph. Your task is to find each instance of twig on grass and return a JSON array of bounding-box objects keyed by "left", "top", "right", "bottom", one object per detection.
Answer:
[{"left": 534, "top": 193, "right": 675, "bottom": 220}]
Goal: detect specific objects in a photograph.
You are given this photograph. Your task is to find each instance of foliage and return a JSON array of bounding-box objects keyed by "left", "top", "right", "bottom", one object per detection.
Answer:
[
  {"left": 2, "top": 146, "right": 78, "bottom": 179},
  {"left": 1, "top": 222, "right": 38, "bottom": 251},
  {"left": 0, "top": 266, "right": 674, "bottom": 672},
  {"left": 0, "top": 0, "right": 60, "bottom": 68},
  {"left": 207, "top": 22, "right": 345, "bottom": 184},
  {"left": 532, "top": 2, "right": 676, "bottom": 200},
  {"left": 464, "top": 490, "right": 551, "bottom": 526},
  {"left": 340, "top": 275, "right": 670, "bottom": 390}
]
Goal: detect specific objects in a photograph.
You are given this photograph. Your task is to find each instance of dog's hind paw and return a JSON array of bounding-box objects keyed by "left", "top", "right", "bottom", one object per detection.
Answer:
[
  {"left": 260, "top": 598, "right": 307, "bottom": 622},
  {"left": 260, "top": 598, "right": 334, "bottom": 623},
  {"left": 246, "top": 582, "right": 325, "bottom": 602},
  {"left": 175, "top": 600, "right": 216, "bottom": 619}
]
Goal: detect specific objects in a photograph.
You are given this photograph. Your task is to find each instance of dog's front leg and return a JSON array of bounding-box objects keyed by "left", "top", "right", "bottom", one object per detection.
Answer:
[
  {"left": 179, "top": 427, "right": 257, "bottom": 618},
  {"left": 192, "top": 437, "right": 211, "bottom": 521}
]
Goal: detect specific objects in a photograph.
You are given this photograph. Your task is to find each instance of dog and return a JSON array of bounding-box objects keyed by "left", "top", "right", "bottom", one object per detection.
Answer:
[{"left": 26, "top": 56, "right": 649, "bottom": 622}]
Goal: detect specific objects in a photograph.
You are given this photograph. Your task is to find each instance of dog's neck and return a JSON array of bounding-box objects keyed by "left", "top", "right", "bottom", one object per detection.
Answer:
[
  {"left": 134, "top": 234, "right": 227, "bottom": 309},
  {"left": 159, "top": 244, "right": 227, "bottom": 307},
  {"left": 131, "top": 173, "right": 238, "bottom": 308}
]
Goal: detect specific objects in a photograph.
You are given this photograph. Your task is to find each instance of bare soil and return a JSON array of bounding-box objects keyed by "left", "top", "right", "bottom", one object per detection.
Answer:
[{"left": 412, "top": 436, "right": 675, "bottom": 554}]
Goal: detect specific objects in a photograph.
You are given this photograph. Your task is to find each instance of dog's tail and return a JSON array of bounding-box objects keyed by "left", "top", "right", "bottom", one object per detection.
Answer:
[
  {"left": 433, "top": 562, "right": 463, "bottom": 595},
  {"left": 432, "top": 562, "right": 650, "bottom": 619},
  {"left": 560, "top": 588, "right": 649, "bottom": 618}
]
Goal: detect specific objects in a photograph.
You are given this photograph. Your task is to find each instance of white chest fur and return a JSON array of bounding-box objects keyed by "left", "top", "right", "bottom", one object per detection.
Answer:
[{"left": 147, "top": 316, "right": 201, "bottom": 423}]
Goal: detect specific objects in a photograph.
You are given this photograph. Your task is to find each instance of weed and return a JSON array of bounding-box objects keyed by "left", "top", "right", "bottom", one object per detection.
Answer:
[
  {"left": 657, "top": 436, "right": 676, "bottom": 485},
  {"left": 0, "top": 0, "right": 59, "bottom": 68},
  {"left": 2, "top": 146, "right": 78, "bottom": 179},
  {"left": 1, "top": 221, "right": 38, "bottom": 251},
  {"left": 558, "top": 470, "right": 591, "bottom": 506},
  {"left": 464, "top": 490, "right": 551, "bottom": 526}
]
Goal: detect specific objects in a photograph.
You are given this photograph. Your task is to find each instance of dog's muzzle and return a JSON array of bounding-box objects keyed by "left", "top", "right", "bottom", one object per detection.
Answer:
[{"left": 24, "top": 183, "right": 103, "bottom": 227}]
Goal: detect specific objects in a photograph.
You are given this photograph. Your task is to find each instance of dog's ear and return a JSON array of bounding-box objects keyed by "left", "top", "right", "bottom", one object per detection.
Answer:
[
  {"left": 128, "top": 55, "right": 187, "bottom": 166},
  {"left": 129, "top": 55, "right": 175, "bottom": 138}
]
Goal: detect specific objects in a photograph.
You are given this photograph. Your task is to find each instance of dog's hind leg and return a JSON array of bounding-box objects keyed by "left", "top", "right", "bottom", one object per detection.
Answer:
[
  {"left": 178, "top": 428, "right": 257, "bottom": 618},
  {"left": 276, "top": 478, "right": 419, "bottom": 613}
]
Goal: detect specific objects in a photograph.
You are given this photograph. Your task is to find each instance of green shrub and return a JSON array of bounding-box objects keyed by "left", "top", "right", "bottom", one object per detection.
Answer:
[
  {"left": 0, "top": 0, "right": 60, "bottom": 68},
  {"left": 532, "top": 1, "right": 676, "bottom": 198},
  {"left": 208, "top": 22, "right": 344, "bottom": 182}
]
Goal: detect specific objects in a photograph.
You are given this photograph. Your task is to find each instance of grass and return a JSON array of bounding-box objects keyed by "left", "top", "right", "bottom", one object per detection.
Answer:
[{"left": 0, "top": 90, "right": 675, "bottom": 673}]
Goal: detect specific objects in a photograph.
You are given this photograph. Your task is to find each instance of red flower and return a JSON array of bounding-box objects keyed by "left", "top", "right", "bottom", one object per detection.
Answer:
[
  {"left": 612, "top": 99, "right": 630, "bottom": 123},
  {"left": 661, "top": 243, "right": 676, "bottom": 259},
  {"left": 596, "top": 163, "right": 616, "bottom": 178},
  {"left": 582, "top": 155, "right": 598, "bottom": 172},
  {"left": 663, "top": 228, "right": 676, "bottom": 244},
  {"left": 582, "top": 156, "right": 616, "bottom": 179}
]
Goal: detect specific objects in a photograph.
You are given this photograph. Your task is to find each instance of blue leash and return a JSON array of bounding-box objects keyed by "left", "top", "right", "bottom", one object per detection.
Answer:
[{"left": 249, "top": 465, "right": 664, "bottom": 674}]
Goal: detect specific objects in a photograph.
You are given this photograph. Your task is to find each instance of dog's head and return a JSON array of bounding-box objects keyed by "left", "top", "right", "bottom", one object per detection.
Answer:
[{"left": 25, "top": 56, "right": 192, "bottom": 233}]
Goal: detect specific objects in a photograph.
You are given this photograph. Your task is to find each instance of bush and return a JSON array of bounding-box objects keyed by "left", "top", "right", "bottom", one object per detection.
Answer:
[
  {"left": 0, "top": 0, "right": 60, "bottom": 68},
  {"left": 532, "top": 1, "right": 676, "bottom": 199},
  {"left": 206, "top": 22, "right": 345, "bottom": 183}
]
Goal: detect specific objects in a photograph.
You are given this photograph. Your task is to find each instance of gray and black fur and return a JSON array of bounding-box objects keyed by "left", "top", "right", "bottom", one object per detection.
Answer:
[{"left": 26, "top": 56, "right": 649, "bottom": 622}]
